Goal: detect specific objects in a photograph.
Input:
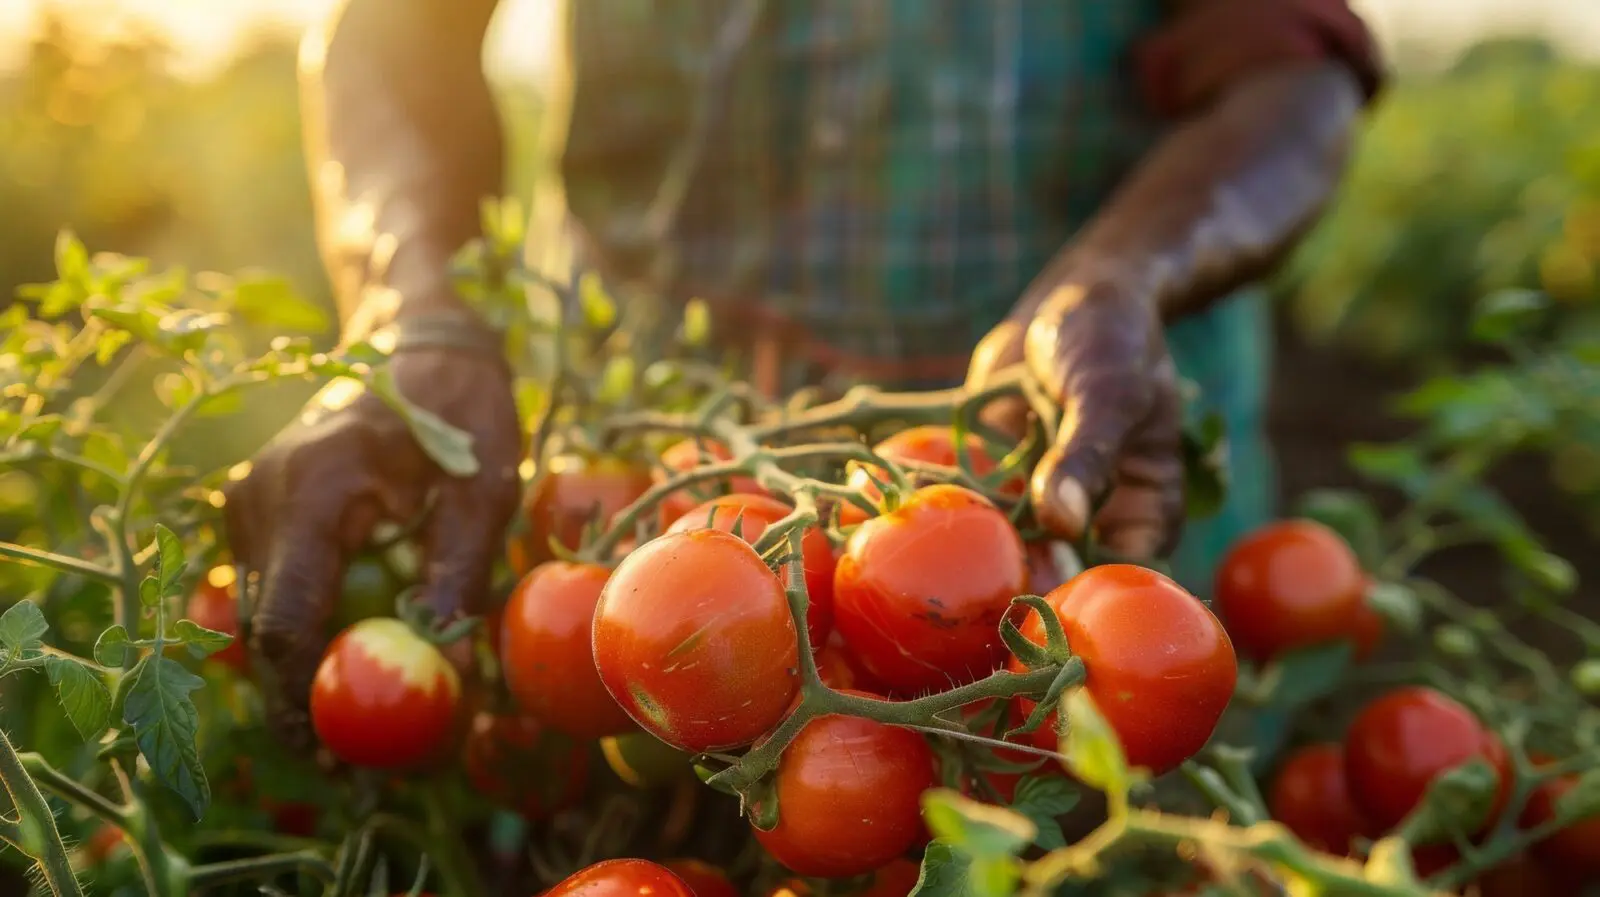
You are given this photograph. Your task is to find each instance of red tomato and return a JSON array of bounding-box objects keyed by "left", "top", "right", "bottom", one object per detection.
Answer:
[
  {"left": 264, "top": 798, "right": 318, "bottom": 838},
  {"left": 185, "top": 565, "right": 248, "bottom": 672},
  {"left": 593, "top": 529, "right": 799, "bottom": 752},
  {"left": 501, "top": 561, "right": 635, "bottom": 739},
  {"left": 654, "top": 439, "right": 767, "bottom": 527},
  {"left": 813, "top": 638, "right": 857, "bottom": 690},
  {"left": 309, "top": 618, "right": 461, "bottom": 769},
  {"left": 834, "top": 484, "right": 1028, "bottom": 695},
  {"left": 1267, "top": 743, "right": 1372, "bottom": 855},
  {"left": 1213, "top": 520, "right": 1365, "bottom": 662},
  {"left": 1351, "top": 594, "right": 1384, "bottom": 662},
  {"left": 1521, "top": 758, "right": 1600, "bottom": 875},
  {"left": 463, "top": 710, "right": 590, "bottom": 820},
  {"left": 81, "top": 824, "right": 125, "bottom": 865},
  {"left": 860, "top": 857, "right": 923, "bottom": 897},
  {"left": 1342, "top": 687, "right": 1511, "bottom": 834},
  {"left": 1006, "top": 565, "right": 1237, "bottom": 775},
  {"left": 661, "top": 859, "right": 739, "bottom": 897},
  {"left": 544, "top": 858, "right": 694, "bottom": 897},
  {"left": 665, "top": 494, "right": 835, "bottom": 649},
  {"left": 1474, "top": 852, "right": 1581, "bottom": 897},
  {"left": 509, "top": 454, "right": 653, "bottom": 575},
  {"left": 838, "top": 426, "right": 1021, "bottom": 526},
  {"left": 752, "top": 693, "right": 937, "bottom": 878}
]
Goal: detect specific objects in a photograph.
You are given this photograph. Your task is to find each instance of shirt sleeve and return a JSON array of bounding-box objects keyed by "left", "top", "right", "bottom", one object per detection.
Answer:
[{"left": 1135, "top": 0, "right": 1386, "bottom": 119}]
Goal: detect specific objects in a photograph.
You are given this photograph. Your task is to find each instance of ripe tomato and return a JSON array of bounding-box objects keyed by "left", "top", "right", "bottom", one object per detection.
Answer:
[
  {"left": 309, "top": 618, "right": 461, "bottom": 769},
  {"left": 501, "top": 561, "right": 635, "bottom": 739},
  {"left": 1521, "top": 757, "right": 1600, "bottom": 875},
  {"left": 463, "top": 710, "right": 589, "bottom": 819},
  {"left": 834, "top": 484, "right": 1028, "bottom": 695},
  {"left": 752, "top": 693, "right": 937, "bottom": 878},
  {"left": 838, "top": 426, "right": 1021, "bottom": 526},
  {"left": 654, "top": 439, "right": 767, "bottom": 527},
  {"left": 1342, "top": 687, "right": 1511, "bottom": 834},
  {"left": 767, "top": 858, "right": 922, "bottom": 897},
  {"left": 81, "top": 824, "right": 125, "bottom": 865},
  {"left": 1474, "top": 852, "right": 1581, "bottom": 897},
  {"left": 263, "top": 798, "right": 318, "bottom": 838},
  {"left": 508, "top": 454, "right": 653, "bottom": 575},
  {"left": 1267, "top": 743, "right": 1372, "bottom": 855},
  {"left": 593, "top": 529, "right": 799, "bottom": 752},
  {"left": 666, "top": 493, "right": 834, "bottom": 649},
  {"left": 1006, "top": 564, "right": 1237, "bottom": 775},
  {"left": 185, "top": 565, "right": 247, "bottom": 672},
  {"left": 661, "top": 859, "right": 739, "bottom": 897},
  {"left": 543, "top": 859, "right": 693, "bottom": 897},
  {"left": 600, "top": 731, "right": 694, "bottom": 789},
  {"left": 813, "top": 638, "right": 857, "bottom": 690},
  {"left": 1351, "top": 592, "right": 1384, "bottom": 662},
  {"left": 1213, "top": 519, "right": 1365, "bottom": 662}
]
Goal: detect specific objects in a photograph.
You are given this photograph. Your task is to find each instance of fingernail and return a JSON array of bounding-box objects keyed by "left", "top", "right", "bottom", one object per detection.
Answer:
[{"left": 1056, "top": 478, "right": 1089, "bottom": 526}]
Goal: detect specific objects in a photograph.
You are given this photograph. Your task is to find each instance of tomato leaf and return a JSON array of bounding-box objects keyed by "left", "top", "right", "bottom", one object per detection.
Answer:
[
  {"left": 1008, "top": 775, "right": 1078, "bottom": 850},
  {"left": 94, "top": 625, "right": 132, "bottom": 667},
  {"left": 1470, "top": 288, "right": 1549, "bottom": 345},
  {"left": 921, "top": 788, "right": 1035, "bottom": 859},
  {"left": 1180, "top": 410, "right": 1229, "bottom": 520},
  {"left": 365, "top": 366, "right": 479, "bottom": 478},
  {"left": 45, "top": 655, "right": 111, "bottom": 740},
  {"left": 909, "top": 841, "right": 975, "bottom": 897},
  {"left": 1396, "top": 757, "right": 1500, "bottom": 846},
  {"left": 151, "top": 523, "right": 187, "bottom": 599},
  {"left": 229, "top": 273, "right": 330, "bottom": 334},
  {"left": 169, "top": 619, "right": 234, "bottom": 660},
  {"left": 0, "top": 599, "right": 49, "bottom": 657},
  {"left": 1553, "top": 768, "right": 1600, "bottom": 824},
  {"left": 122, "top": 654, "right": 211, "bottom": 819},
  {"left": 1294, "top": 489, "right": 1385, "bottom": 570},
  {"left": 1261, "top": 641, "right": 1353, "bottom": 709},
  {"left": 1062, "top": 689, "right": 1142, "bottom": 802}
]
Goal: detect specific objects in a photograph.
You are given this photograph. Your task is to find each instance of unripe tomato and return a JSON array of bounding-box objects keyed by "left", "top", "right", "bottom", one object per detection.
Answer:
[
  {"left": 309, "top": 618, "right": 461, "bottom": 769},
  {"left": 593, "top": 529, "right": 799, "bottom": 752},
  {"left": 838, "top": 426, "right": 1022, "bottom": 526},
  {"left": 1342, "top": 687, "right": 1511, "bottom": 834},
  {"left": 330, "top": 555, "right": 401, "bottom": 632},
  {"left": 661, "top": 859, "right": 739, "bottom": 897},
  {"left": 666, "top": 493, "right": 834, "bottom": 649},
  {"left": 463, "top": 710, "right": 589, "bottom": 819},
  {"left": 185, "top": 565, "right": 247, "bottom": 672},
  {"left": 600, "top": 731, "right": 694, "bottom": 788},
  {"left": 1213, "top": 519, "right": 1366, "bottom": 663},
  {"left": 1006, "top": 565, "right": 1237, "bottom": 775},
  {"left": 1267, "top": 743, "right": 1372, "bottom": 855},
  {"left": 508, "top": 454, "right": 652, "bottom": 576},
  {"left": 834, "top": 484, "right": 1028, "bottom": 695},
  {"left": 543, "top": 858, "right": 694, "bottom": 896},
  {"left": 501, "top": 561, "right": 634, "bottom": 738},
  {"left": 654, "top": 439, "right": 767, "bottom": 527},
  {"left": 752, "top": 694, "right": 937, "bottom": 878},
  {"left": 1521, "top": 757, "right": 1600, "bottom": 875}
]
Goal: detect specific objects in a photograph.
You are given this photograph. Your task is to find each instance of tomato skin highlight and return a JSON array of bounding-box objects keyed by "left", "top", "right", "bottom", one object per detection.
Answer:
[
  {"left": 834, "top": 484, "right": 1028, "bottom": 695},
  {"left": 665, "top": 493, "right": 835, "bottom": 649},
  {"left": 310, "top": 618, "right": 461, "bottom": 769},
  {"left": 186, "top": 565, "right": 248, "bottom": 672},
  {"left": 1213, "top": 519, "right": 1366, "bottom": 662},
  {"left": 661, "top": 859, "right": 739, "bottom": 897},
  {"left": 543, "top": 858, "right": 695, "bottom": 897},
  {"left": 752, "top": 696, "right": 937, "bottom": 878},
  {"left": 501, "top": 561, "right": 635, "bottom": 739},
  {"left": 463, "top": 710, "right": 590, "bottom": 820},
  {"left": 654, "top": 439, "right": 767, "bottom": 527},
  {"left": 509, "top": 454, "right": 653, "bottom": 575},
  {"left": 592, "top": 529, "right": 800, "bottom": 752},
  {"left": 1267, "top": 743, "right": 1372, "bottom": 855},
  {"left": 1341, "top": 686, "right": 1511, "bottom": 835},
  {"left": 1006, "top": 564, "right": 1237, "bottom": 776}
]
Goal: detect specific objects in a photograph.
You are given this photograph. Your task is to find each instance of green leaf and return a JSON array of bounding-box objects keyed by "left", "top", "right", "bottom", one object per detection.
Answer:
[
  {"left": 0, "top": 600, "right": 49, "bottom": 655},
  {"left": 156, "top": 309, "right": 229, "bottom": 354},
  {"left": 1396, "top": 758, "right": 1501, "bottom": 846},
  {"left": 1263, "top": 641, "right": 1354, "bottom": 709},
  {"left": 153, "top": 373, "right": 197, "bottom": 411},
  {"left": 1180, "top": 411, "right": 1229, "bottom": 520},
  {"left": 139, "top": 577, "right": 161, "bottom": 610},
  {"left": 921, "top": 788, "right": 1035, "bottom": 858},
  {"left": 1294, "top": 489, "right": 1385, "bottom": 570},
  {"left": 169, "top": 619, "right": 234, "bottom": 660},
  {"left": 1470, "top": 288, "right": 1549, "bottom": 344},
  {"left": 94, "top": 625, "right": 132, "bottom": 666},
  {"left": 1008, "top": 775, "right": 1079, "bottom": 850},
  {"left": 1553, "top": 768, "right": 1600, "bottom": 823},
  {"left": 1062, "top": 689, "right": 1138, "bottom": 800},
  {"left": 577, "top": 272, "right": 617, "bottom": 330},
  {"left": 45, "top": 656, "right": 111, "bottom": 740},
  {"left": 152, "top": 524, "right": 186, "bottom": 599},
  {"left": 55, "top": 230, "right": 89, "bottom": 282},
  {"left": 365, "top": 367, "right": 479, "bottom": 477},
  {"left": 910, "top": 841, "right": 976, "bottom": 897},
  {"left": 230, "top": 274, "right": 330, "bottom": 334},
  {"left": 1347, "top": 443, "right": 1430, "bottom": 491},
  {"left": 122, "top": 655, "right": 210, "bottom": 819}
]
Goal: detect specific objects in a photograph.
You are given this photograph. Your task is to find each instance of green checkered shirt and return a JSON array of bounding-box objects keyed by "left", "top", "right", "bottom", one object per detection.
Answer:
[{"left": 528, "top": 0, "right": 1275, "bottom": 588}]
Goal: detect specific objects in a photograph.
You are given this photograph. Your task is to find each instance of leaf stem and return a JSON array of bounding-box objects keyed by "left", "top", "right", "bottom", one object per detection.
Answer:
[
  {"left": 186, "top": 850, "right": 335, "bottom": 888},
  {"left": 17, "top": 753, "right": 131, "bottom": 827},
  {"left": 0, "top": 542, "right": 119, "bottom": 584},
  {"left": 0, "top": 727, "right": 85, "bottom": 897}
]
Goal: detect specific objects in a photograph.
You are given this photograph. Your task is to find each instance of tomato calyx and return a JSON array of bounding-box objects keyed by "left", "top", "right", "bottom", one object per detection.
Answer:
[
  {"left": 392, "top": 589, "right": 482, "bottom": 647},
  {"left": 997, "top": 594, "right": 1078, "bottom": 740}
]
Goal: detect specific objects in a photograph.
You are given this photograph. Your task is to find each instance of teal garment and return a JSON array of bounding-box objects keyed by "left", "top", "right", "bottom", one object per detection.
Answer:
[{"left": 533, "top": 0, "right": 1277, "bottom": 587}]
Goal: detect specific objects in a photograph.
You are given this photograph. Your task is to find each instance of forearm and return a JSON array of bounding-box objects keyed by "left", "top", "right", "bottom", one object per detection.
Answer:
[
  {"left": 299, "top": 0, "right": 504, "bottom": 337},
  {"left": 1036, "top": 62, "right": 1363, "bottom": 323}
]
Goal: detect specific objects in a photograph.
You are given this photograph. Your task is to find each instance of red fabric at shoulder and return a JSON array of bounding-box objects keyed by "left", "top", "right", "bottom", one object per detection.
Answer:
[{"left": 1135, "top": 0, "right": 1386, "bottom": 119}]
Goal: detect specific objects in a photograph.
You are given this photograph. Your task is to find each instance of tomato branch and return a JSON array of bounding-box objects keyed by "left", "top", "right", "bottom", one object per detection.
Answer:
[
  {"left": 0, "top": 728, "right": 84, "bottom": 897},
  {"left": 186, "top": 850, "right": 335, "bottom": 888},
  {"left": 0, "top": 541, "right": 119, "bottom": 585}
]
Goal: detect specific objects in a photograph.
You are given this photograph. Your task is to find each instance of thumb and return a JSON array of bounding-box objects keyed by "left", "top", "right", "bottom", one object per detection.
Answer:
[{"left": 965, "top": 318, "right": 1030, "bottom": 438}]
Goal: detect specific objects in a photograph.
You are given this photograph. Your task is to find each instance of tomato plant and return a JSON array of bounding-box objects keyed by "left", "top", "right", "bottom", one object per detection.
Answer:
[
  {"left": 654, "top": 438, "right": 766, "bottom": 526},
  {"left": 509, "top": 453, "right": 653, "bottom": 575},
  {"left": 838, "top": 425, "right": 1022, "bottom": 525},
  {"left": 310, "top": 617, "right": 463, "bottom": 770},
  {"left": 1213, "top": 519, "right": 1366, "bottom": 663},
  {"left": 184, "top": 564, "right": 248, "bottom": 673},
  {"left": 1267, "top": 743, "right": 1371, "bottom": 855}
]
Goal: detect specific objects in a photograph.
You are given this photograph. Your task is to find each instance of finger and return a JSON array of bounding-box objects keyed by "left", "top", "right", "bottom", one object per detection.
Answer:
[
  {"left": 418, "top": 452, "right": 520, "bottom": 622},
  {"left": 1101, "top": 362, "right": 1188, "bottom": 558},
  {"left": 965, "top": 319, "right": 1030, "bottom": 438},
  {"left": 1029, "top": 366, "right": 1153, "bottom": 541}
]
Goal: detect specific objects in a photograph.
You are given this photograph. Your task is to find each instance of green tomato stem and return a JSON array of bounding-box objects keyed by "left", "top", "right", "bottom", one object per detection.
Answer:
[
  {"left": 0, "top": 542, "right": 118, "bottom": 584},
  {"left": 186, "top": 850, "right": 335, "bottom": 888},
  {"left": 17, "top": 753, "right": 132, "bottom": 827},
  {"left": 0, "top": 728, "right": 85, "bottom": 897}
]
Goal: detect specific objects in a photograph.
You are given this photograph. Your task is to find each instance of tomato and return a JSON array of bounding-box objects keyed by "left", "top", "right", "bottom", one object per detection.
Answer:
[
  {"left": 1213, "top": 519, "right": 1365, "bottom": 663},
  {"left": 1475, "top": 852, "right": 1583, "bottom": 897},
  {"left": 834, "top": 484, "right": 1028, "bottom": 695},
  {"left": 1267, "top": 743, "right": 1372, "bottom": 855},
  {"left": 1351, "top": 593, "right": 1384, "bottom": 662},
  {"left": 501, "top": 561, "right": 635, "bottom": 739},
  {"left": 509, "top": 454, "right": 653, "bottom": 575},
  {"left": 80, "top": 824, "right": 125, "bottom": 865},
  {"left": 768, "top": 858, "right": 922, "bottom": 897},
  {"left": 543, "top": 859, "right": 694, "bottom": 897},
  {"left": 752, "top": 693, "right": 937, "bottom": 878},
  {"left": 813, "top": 638, "right": 857, "bottom": 690},
  {"left": 665, "top": 494, "right": 834, "bottom": 649},
  {"left": 655, "top": 439, "right": 767, "bottom": 527},
  {"left": 463, "top": 710, "right": 589, "bottom": 819},
  {"left": 264, "top": 798, "right": 319, "bottom": 837},
  {"left": 600, "top": 731, "right": 694, "bottom": 789},
  {"left": 661, "top": 859, "right": 738, "bottom": 897},
  {"left": 309, "top": 618, "right": 461, "bottom": 769},
  {"left": 1521, "top": 757, "right": 1600, "bottom": 875},
  {"left": 593, "top": 529, "right": 799, "bottom": 752},
  {"left": 331, "top": 555, "right": 401, "bottom": 632},
  {"left": 185, "top": 565, "right": 248, "bottom": 672},
  {"left": 1006, "top": 564, "right": 1237, "bottom": 776},
  {"left": 1341, "top": 686, "right": 1511, "bottom": 835},
  {"left": 838, "top": 426, "right": 1021, "bottom": 526}
]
